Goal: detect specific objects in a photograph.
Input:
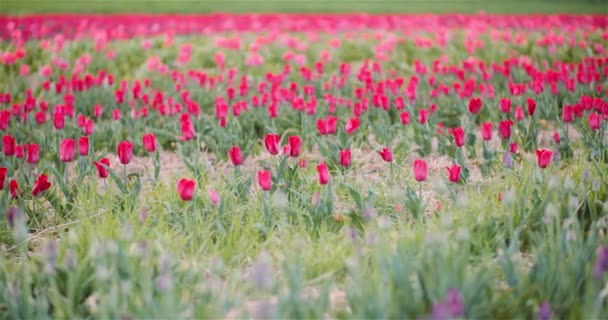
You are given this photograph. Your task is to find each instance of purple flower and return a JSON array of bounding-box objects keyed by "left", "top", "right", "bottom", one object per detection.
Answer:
[
  {"left": 502, "top": 152, "right": 513, "bottom": 168},
  {"left": 6, "top": 207, "right": 23, "bottom": 228},
  {"left": 432, "top": 288, "right": 465, "bottom": 320},
  {"left": 593, "top": 246, "right": 608, "bottom": 278},
  {"left": 537, "top": 301, "right": 552, "bottom": 320}
]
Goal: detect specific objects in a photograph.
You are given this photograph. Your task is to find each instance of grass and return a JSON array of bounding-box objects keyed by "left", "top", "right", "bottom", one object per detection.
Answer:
[{"left": 1, "top": 0, "right": 608, "bottom": 14}]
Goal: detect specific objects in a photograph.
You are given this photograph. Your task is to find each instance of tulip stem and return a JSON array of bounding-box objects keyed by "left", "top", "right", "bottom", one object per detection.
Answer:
[
  {"left": 123, "top": 164, "right": 128, "bottom": 188},
  {"left": 418, "top": 181, "right": 422, "bottom": 201}
]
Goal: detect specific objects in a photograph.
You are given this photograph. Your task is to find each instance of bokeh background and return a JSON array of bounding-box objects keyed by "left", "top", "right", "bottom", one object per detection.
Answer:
[{"left": 2, "top": 0, "right": 607, "bottom": 14}]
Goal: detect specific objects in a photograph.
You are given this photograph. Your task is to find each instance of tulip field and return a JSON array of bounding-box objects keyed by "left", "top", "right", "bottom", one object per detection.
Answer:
[{"left": 1, "top": 12, "right": 608, "bottom": 319}]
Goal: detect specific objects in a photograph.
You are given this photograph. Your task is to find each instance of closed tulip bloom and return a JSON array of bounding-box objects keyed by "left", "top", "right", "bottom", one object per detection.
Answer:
[
  {"left": 78, "top": 137, "right": 89, "bottom": 156},
  {"left": 468, "top": 97, "right": 482, "bottom": 114},
  {"left": 317, "top": 163, "right": 331, "bottom": 185},
  {"left": 228, "top": 146, "right": 243, "bottom": 166},
  {"left": 264, "top": 134, "right": 280, "bottom": 155},
  {"left": 316, "top": 118, "right": 328, "bottom": 135},
  {"left": 562, "top": 106, "right": 573, "bottom": 122},
  {"left": 481, "top": 122, "right": 493, "bottom": 141},
  {"left": 514, "top": 106, "right": 525, "bottom": 121},
  {"left": 288, "top": 136, "right": 302, "bottom": 157},
  {"left": 26, "top": 143, "right": 40, "bottom": 164},
  {"left": 53, "top": 111, "right": 65, "bottom": 129},
  {"left": 117, "top": 140, "right": 133, "bottom": 165},
  {"left": 339, "top": 149, "right": 351, "bottom": 167},
  {"left": 527, "top": 97, "right": 536, "bottom": 116},
  {"left": 59, "top": 138, "right": 75, "bottom": 162},
  {"left": 15, "top": 145, "right": 23, "bottom": 158},
  {"left": 9, "top": 179, "right": 20, "bottom": 198},
  {"left": 498, "top": 120, "right": 513, "bottom": 140},
  {"left": 499, "top": 98, "right": 511, "bottom": 113},
  {"left": 83, "top": 119, "right": 95, "bottom": 135},
  {"left": 176, "top": 178, "right": 196, "bottom": 201},
  {"left": 257, "top": 170, "right": 272, "bottom": 191},
  {"left": 379, "top": 147, "right": 393, "bottom": 162},
  {"left": 94, "top": 157, "right": 111, "bottom": 179},
  {"left": 509, "top": 142, "right": 518, "bottom": 154},
  {"left": 589, "top": 113, "right": 601, "bottom": 131},
  {"left": 179, "top": 121, "right": 196, "bottom": 141},
  {"left": 0, "top": 167, "right": 6, "bottom": 190},
  {"left": 400, "top": 111, "right": 411, "bottom": 125},
  {"left": 446, "top": 164, "right": 461, "bottom": 183},
  {"left": 326, "top": 116, "right": 338, "bottom": 134},
  {"left": 536, "top": 149, "right": 553, "bottom": 169},
  {"left": 344, "top": 117, "right": 360, "bottom": 134},
  {"left": 553, "top": 132, "right": 560, "bottom": 144},
  {"left": 209, "top": 189, "right": 221, "bottom": 206},
  {"left": 413, "top": 159, "right": 428, "bottom": 182},
  {"left": 142, "top": 133, "right": 157, "bottom": 152},
  {"left": 451, "top": 127, "right": 466, "bottom": 147},
  {"left": 32, "top": 174, "right": 51, "bottom": 196},
  {"left": 2, "top": 135, "right": 16, "bottom": 156},
  {"left": 418, "top": 108, "right": 429, "bottom": 124}
]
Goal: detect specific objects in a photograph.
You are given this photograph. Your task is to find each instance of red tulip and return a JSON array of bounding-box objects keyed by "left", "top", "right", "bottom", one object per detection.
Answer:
[
  {"left": 413, "top": 159, "right": 428, "bottom": 182},
  {"left": 562, "top": 106, "right": 573, "bottom": 123},
  {"left": 112, "top": 109, "right": 121, "bottom": 121},
  {"left": 345, "top": 117, "right": 360, "bottom": 134},
  {"left": 25, "top": 143, "right": 40, "bottom": 164},
  {"left": 2, "top": 135, "right": 15, "bottom": 156},
  {"left": 179, "top": 117, "right": 196, "bottom": 141},
  {"left": 326, "top": 116, "right": 338, "bottom": 134},
  {"left": 0, "top": 167, "right": 6, "bottom": 190},
  {"left": 468, "top": 97, "right": 482, "bottom": 114},
  {"left": 316, "top": 118, "right": 328, "bottom": 135},
  {"left": 446, "top": 164, "right": 461, "bottom": 183},
  {"left": 451, "top": 127, "right": 466, "bottom": 147},
  {"left": 379, "top": 147, "right": 393, "bottom": 162},
  {"left": 400, "top": 111, "right": 411, "bottom": 125},
  {"left": 53, "top": 111, "right": 65, "bottom": 129},
  {"left": 117, "top": 140, "right": 133, "bottom": 165},
  {"left": 527, "top": 98, "right": 536, "bottom": 116},
  {"left": 536, "top": 149, "right": 553, "bottom": 169},
  {"left": 176, "top": 178, "right": 196, "bottom": 201},
  {"left": 228, "top": 146, "right": 243, "bottom": 166},
  {"left": 78, "top": 137, "right": 89, "bottom": 156},
  {"left": 589, "top": 113, "right": 601, "bottom": 131},
  {"left": 418, "top": 108, "right": 429, "bottom": 124},
  {"left": 257, "top": 170, "right": 272, "bottom": 191},
  {"left": 264, "top": 134, "right": 280, "bottom": 155},
  {"left": 339, "top": 149, "right": 351, "bottom": 167},
  {"left": 288, "top": 135, "right": 302, "bottom": 157},
  {"left": 59, "top": 138, "right": 75, "bottom": 162},
  {"left": 509, "top": 142, "right": 518, "bottom": 154},
  {"left": 209, "top": 189, "right": 221, "bottom": 206},
  {"left": 35, "top": 111, "right": 46, "bottom": 124},
  {"left": 94, "top": 157, "right": 110, "bottom": 179},
  {"left": 15, "top": 145, "right": 23, "bottom": 158},
  {"left": 9, "top": 179, "right": 20, "bottom": 198},
  {"left": 499, "top": 98, "right": 511, "bottom": 113},
  {"left": 83, "top": 119, "right": 95, "bottom": 135},
  {"left": 498, "top": 120, "right": 513, "bottom": 140},
  {"left": 514, "top": 106, "right": 525, "bottom": 121},
  {"left": 553, "top": 132, "right": 560, "bottom": 144},
  {"left": 142, "top": 133, "right": 157, "bottom": 152},
  {"left": 32, "top": 174, "right": 51, "bottom": 196},
  {"left": 481, "top": 122, "right": 493, "bottom": 141},
  {"left": 317, "top": 162, "right": 331, "bottom": 185}
]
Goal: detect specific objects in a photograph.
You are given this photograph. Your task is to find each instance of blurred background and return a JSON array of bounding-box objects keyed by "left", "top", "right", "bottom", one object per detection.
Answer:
[{"left": 2, "top": 0, "right": 607, "bottom": 14}]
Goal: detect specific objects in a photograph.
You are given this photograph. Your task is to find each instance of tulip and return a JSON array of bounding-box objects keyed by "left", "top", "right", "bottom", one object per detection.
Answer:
[
  {"left": 117, "top": 140, "right": 133, "bottom": 165},
  {"left": 288, "top": 136, "right": 302, "bottom": 157},
  {"left": 78, "top": 137, "right": 89, "bottom": 156},
  {"left": 176, "top": 178, "right": 196, "bottom": 201},
  {"left": 9, "top": 179, "right": 20, "bottom": 198},
  {"left": 468, "top": 97, "right": 482, "bottom": 114},
  {"left": 264, "top": 134, "right": 280, "bottom": 155},
  {"left": 83, "top": 119, "right": 95, "bottom": 135},
  {"left": 15, "top": 145, "right": 23, "bottom": 158},
  {"left": 509, "top": 142, "right": 518, "bottom": 154},
  {"left": 317, "top": 163, "right": 331, "bottom": 185},
  {"left": 25, "top": 143, "right": 40, "bottom": 164},
  {"left": 2, "top": 135, "right": 15, "bottom": 156},
  {"left": 112, "top": 109, "right": 121, "bottom": 121},
  {"left": 35, "top": 111, "right": 46, "bottom": 124},
  {"left": 53, "top": 111, "right": 65, "bottom": 129},
  {"left": 32, "top": 174, "right": 51, "bottom": 196},
  {"left": 553, "top": 132, "right": 560, "bottom": 144},
  {"left": 418, "top": 108, "right": 429, "bottom": 124},
  {"left": 94, "top": 157, "right": 110, "bottom": 179},
  {"left": 562, "top": 106, "right": 573, "bottom": 123},
  {"left": 400, "top": 111, "right": 411, "bottom": 125},
  {"left": 446, "top": 164, "right": 461, "bottom": 183},
  {"left": 326, "top": 116, "right": 338, "bottom": 134},
  {"left": 589, "top": 113, "right": 601, "bottom": 131},
  {"left": 527, "top": 98, "right": 536, "bottom": 116},
  {"left": 298, "top": 159, "right": 307, "bottom": 168},
  {"left": 536, "top": 149, "right": 553, "bottom": 169},
  {"left": 481, "top": 122, "right": 493, "bottom": 141},
  {"left": 413, "top": 159, "right": 428, "bottom": 182},
  {"left": 59, "top": 138, "right": 75, "bottom": 162},
  {"left": 344, "top": 117, "right": 360, "bottom": 134},
  {"left": 257, "top": 170, "right": 272, "bottom": 191},
  {"left": 499, "top": 98, "right": 511, "bottom": 113},
  {"left": 316, "top": 118, "right": 327, "bottom": 135},
  {"left": 142, "top": 133, "right": 157, "bottom": 153},
  {"left": 179, "top": 119, "right": 196, "bottom": 141},
  {"left": 208, "top": 189, "right": 221, "bottom": 206},
  {"left": 514, "top": 106, "right": 524, "bottom": 121},
  {"left": 379, "top": 147, "right": 393, "bottom": 162},
  {"left": 451, "top": 127, "right": 466, "bottom": 147},
  {"left": 228, "top": 146, "right": 243, "bottom": 166},
  {"left": 498, "top": 120, "right": 513, "bottom": 140},
  {"left": 0, "top": 167, "right": 6, "bottom": 190},
  {"left": 339, "top": 149, "right": 351, "bottom": 167}
]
